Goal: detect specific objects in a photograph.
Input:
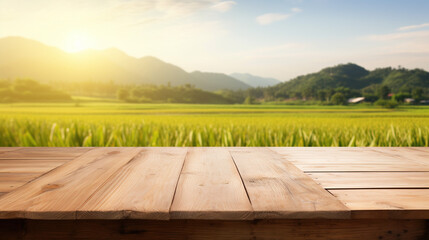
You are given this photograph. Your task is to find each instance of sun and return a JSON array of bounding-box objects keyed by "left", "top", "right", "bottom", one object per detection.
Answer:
[{"left": 64, "top": 32, "right": 94, "bottom": 53}]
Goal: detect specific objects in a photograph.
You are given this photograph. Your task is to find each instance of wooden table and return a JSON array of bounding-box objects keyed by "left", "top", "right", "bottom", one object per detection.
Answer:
[{"left": 0, "top": 147, "right": 428, "bottom": 239}]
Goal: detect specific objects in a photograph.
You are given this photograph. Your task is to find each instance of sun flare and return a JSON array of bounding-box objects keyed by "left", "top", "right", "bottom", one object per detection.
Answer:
[{"left": 64, "top": 32, "right": 94, "bottom": 53}]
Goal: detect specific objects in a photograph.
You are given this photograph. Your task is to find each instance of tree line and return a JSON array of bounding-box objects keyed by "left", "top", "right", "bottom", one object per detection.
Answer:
[{"left": 0, "top": 79, "right": 71, "bottom": 102}]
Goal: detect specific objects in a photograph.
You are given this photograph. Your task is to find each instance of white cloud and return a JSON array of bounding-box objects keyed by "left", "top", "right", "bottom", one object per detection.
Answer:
[
  {"left": 291, "top": 7, "right": 302, "bottom": 13},
  {"left": 398, "top": 23, "right": 429, "bottom": 31},
  {"left": 211, "top": 1, "right": 236, "bottom": 12},
  {"left": 256, "top": 13, "right": 289, "bottom": 25}
]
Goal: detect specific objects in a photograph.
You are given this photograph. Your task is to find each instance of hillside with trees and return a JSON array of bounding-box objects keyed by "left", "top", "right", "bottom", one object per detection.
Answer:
[
  {"left": 0, "top": 79, "right": 71, "bottom": 102},
  {"left": 117, "top": 84, "right": 233, "bottom": 104},
  {"left": 241, "top": 63, "right": 429, "bottom": 105}
]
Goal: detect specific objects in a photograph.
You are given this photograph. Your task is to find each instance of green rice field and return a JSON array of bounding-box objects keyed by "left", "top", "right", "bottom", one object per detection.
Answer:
[{"left": 1, "top": 102, "right": 429, "bottom": 147}]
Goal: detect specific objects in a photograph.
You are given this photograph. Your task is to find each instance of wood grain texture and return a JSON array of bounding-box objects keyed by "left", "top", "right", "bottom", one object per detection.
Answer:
[
  {"left": 0, "top": 181, "right": 28, "bottom": 192},
  {"left": 78, "top": 148, "right": 188, "bottom": 220},
  {"left": 331, "top": 189, "right": 429, "bottom": 219},
  {"left": 170, "top": 148, "right": 253, "bottom": 220},
  {"left": 309, "top": 172, "right": 429, "bottom": 189},
  {"left": 0, "top": 172, "right": 41, "bottom": 182},
  {"left": 372, "top": 148, "right": 429, "bottom": 167},
  {"left": 270, "top": 147, "right": 429, "bottom": 172},
  {"left": 0, "top": 148, "right": 21, "bottom": 154},
  {"left": 230, "top": 148, "right": 350, "bottom": 219},
  {"left": 1, "top": 219, "right": 427, "bottom": 240},
  {"left": 0, "top": 148, "right": 142, "bottom": 219},
  {"left": 0, "top": 160, "right": 68, "bottom": 173},
  {"left": 0, "top": 147, "right": 92, "bottom": 160},
  {"left": 0, "top": 147, "right": 429, "bottom": 221},
  {"left": 0, "top": 173, "right": 54, "bottom": 196}
]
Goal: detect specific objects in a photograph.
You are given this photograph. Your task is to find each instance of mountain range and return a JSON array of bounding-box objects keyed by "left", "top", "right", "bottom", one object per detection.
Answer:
[
  {"left": 0, "top": 37, "right": 280, "bottom": 91},
  {"left": 230, "top": 73, "right": 281, "bottom": 87}
]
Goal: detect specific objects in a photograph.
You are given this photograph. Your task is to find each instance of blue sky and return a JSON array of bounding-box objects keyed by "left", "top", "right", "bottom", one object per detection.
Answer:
[{"left": 1, "top": 0, "right": 429, "bottom": 80}]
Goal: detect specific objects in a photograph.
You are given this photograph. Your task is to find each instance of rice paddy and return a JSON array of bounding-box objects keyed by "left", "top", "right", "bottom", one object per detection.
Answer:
[{"left": 1, "top": 102, "right": 428, "bottom": 147}]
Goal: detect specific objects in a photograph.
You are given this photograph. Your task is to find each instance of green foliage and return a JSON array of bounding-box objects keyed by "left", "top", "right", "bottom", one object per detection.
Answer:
[
  {"left": 240, "top": 64, "right": 429, "bottom": 104},
  {"left": 412, "top": 88, "right": 424, "bottom": 101},
  {"left": 117, "top": 88, "right": 130, "bottom": 101},
  {"left": 243, "top": 96, "right": 254, "bottom": 105},
  {"left": 0, "top": 103, "right": 428, "bottom": 147},
  {"left": 375, "top": 99, "right": 399, "bottom": 109},
  {"left": 378, "top": 85, "right": 390, "bottom": 100},
  {"left": 330, "top": 92, "right": 347, "bottom": 105},
  {"left": 393, "top": 92, "right": 412, "bottom": 102},
  {"left": 0, "top": 79, "right": 71, "bottom": 102},
  {"left": 118, "top": 84, "right": 233, "bottom": 104}
]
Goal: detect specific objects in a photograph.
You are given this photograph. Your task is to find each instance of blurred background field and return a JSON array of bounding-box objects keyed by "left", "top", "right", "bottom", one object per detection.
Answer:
[{"left": 1, "top": 101, "right": 428, "bottom": 147}]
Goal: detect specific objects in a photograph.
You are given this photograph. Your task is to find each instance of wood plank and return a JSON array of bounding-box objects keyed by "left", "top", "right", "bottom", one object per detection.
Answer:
[
  {"left": 372, "top": 148, "right": 429, "bottom": 167},
  {"left": 270, "top": 147, "right": 429, "bottom": 172},
  {"left": 0, "top": 172, "right": 41, "bottom": 182},
  {"left": 331, "top": 189, "right": 429, "bottom": 219},
  {"left": 78, "top": 148, "right": 188, "bottom": 220},
  {"left": 0, "top": 173, "right": 48, "bottom": 195},
  {"left": 309, "top": 172, "right": 429, "bottom": 189},
  {"left": 230, "top": 148, "right": 350, "bottom": 219},
  {"left": 0, "top": 160, "right": 68, "bottom": 173},
  {"left": 0, "top": 147, "right": 142, "bottom": 219},
  {"left": 0, "top": 148, "right": 21, "bottom": 154},
  {"left": 0, "top": 147, "right": 93, "bottom": 160},
  {"left": 1, "top": 219, "right": 427, "bottom": 240},
  {"left": 0, "top": 181, "right": 28, "bottom": 192},
  {"left": 170, "top": 148, "right": 253, "bottom": 220}
]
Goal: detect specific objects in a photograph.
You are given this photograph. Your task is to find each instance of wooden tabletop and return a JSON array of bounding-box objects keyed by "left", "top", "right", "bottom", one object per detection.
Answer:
[{"left": 0, "top": 147, "right": 428, "bottom": 220}]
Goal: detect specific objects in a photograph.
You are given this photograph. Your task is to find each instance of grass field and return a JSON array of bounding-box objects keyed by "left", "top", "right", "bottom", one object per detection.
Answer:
[{"left": 1, "top": 102, "right": 429, "bottom": 147}]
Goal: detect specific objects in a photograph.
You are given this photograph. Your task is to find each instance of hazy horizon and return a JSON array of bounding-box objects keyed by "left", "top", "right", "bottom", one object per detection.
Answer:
[{"left": 1, "top": 0, "right": 429, "bottom": 81}]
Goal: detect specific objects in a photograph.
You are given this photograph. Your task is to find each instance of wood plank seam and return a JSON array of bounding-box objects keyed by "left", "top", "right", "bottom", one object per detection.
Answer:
[
  {"left": 167, "top": 148, "right": 189, "bottom": 217},
  {"left": 0, "top": 160, "right": 70, "bottom": 201},
  {"left": 265, "top": 148, "right": 340, "bottom": 201},
  {"left": 76, "top": 149, "right": 146, "bottom": 217},
  {"left": 229, "top": 147, "right": 350, "bottom": 219},
  {"left": 229, "top": 150, "right": 253, "bottom": 206},
  {"left": 265, "top": 147, "right": 352, "bottom": 216},
  {"left": 170, "top": 148, "right": 254, "bottom": 220}
]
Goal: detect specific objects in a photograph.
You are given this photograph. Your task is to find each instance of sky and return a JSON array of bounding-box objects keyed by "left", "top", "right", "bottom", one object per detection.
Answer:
[{"left": 1, "top": 0, "right": 429, "bottom": 81}]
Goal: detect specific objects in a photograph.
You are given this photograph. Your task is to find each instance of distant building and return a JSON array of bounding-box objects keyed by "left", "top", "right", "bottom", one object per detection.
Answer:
[
  {"left": 420, "top": 100, "right": 429, "bottom": 105},
  {"left": 405, "top": 98, "right": 415, "bottom": 103},
  {"left": 348, "top": 97, "right": 365, "bottom": 104}
]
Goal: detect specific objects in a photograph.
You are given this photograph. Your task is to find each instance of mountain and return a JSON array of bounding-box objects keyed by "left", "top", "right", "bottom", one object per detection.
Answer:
[
  {"left": 191, "top": 72, "right": 250, "bottom": 91},
  {"left": 0, "top": 36, "right": 250, "bottom": 91},
  {"left": 230, "top": 73, "right": 281, "bottom": 87},
  {"left": 270, "top": 63, "right": 429, "bottom": 97}
]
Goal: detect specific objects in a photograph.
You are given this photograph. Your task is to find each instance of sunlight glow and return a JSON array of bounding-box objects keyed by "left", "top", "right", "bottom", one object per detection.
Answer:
[{"left": 65, "top": 32, "right": 94, "bottom": 53}]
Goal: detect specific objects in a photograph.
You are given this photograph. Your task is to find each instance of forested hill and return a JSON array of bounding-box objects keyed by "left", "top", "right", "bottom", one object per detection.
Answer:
[{"left": 268, "top": 63, "right": 429, "bottom": 99}]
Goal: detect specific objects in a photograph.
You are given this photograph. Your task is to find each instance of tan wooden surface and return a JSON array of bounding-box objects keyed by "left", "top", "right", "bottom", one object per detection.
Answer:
[
  {"left": 78, "top": 148, "right": 187, "bottom": 220},
  {"left": 0, "top": 148, "right": 141, "bottom": 219},
  {"left": 309, "top": 172, "right": 429, "bottom": 189},
  {"left": 230, "top": 148, "right": 349, "bottom": 219},
  {"left": 170, "top": 148, "right": 253, "bottom": 220},
  {"left": 0, "top": 147, "right": 92, "bottom": 160},
  {"left": 331, "top": 189, "right": 429, "bottom": 219},
  {"left": 270, "top": 147, "right": 429, "bottom": 172},
  {"left": 0, "top": 147, "right": 429, "bottom": 220}
]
